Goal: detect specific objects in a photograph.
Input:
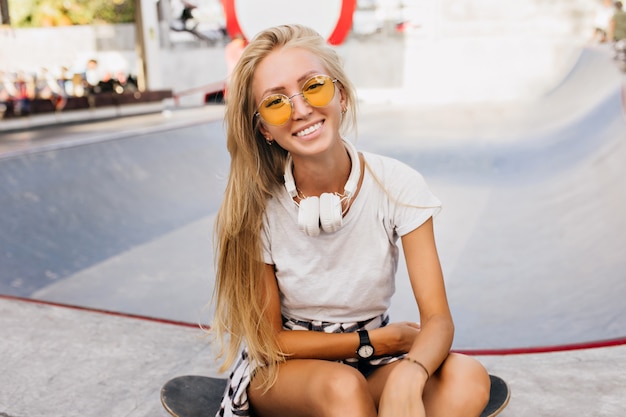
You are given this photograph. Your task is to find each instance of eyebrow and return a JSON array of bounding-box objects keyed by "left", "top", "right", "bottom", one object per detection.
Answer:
[{"left": 259, "top": 70, "right": 320, "bottom": 98}]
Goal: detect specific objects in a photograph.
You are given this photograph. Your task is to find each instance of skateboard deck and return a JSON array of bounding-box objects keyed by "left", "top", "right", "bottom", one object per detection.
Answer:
[
  {"left": 161, "top": 374, "right": 510, "bottom": 417},
  {"left": 161, "top": 375, "right": 227, "bottom": 417},
  {"left": 480, "top": 374, "right": 511, "bottom": 417}
]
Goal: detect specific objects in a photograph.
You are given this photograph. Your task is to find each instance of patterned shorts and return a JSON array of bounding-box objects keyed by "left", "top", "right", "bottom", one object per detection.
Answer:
[{"left": 217, "top": 312, "right": 404, "bottom": 417}]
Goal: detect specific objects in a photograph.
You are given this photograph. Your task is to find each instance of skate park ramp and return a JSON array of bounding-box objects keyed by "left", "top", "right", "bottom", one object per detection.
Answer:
[
  {"left": 0, "top": 47, "right": 625, "bottom": 352},
  {"left": 0, "top": 114, "right": 231, "bottom": 324},
  {"left": 369, "top": 45, "right": 626, "bottom": 351}
]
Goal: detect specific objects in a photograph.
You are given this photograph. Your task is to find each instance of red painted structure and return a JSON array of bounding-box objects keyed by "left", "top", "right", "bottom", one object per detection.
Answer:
[{"left": 221, "top": 0, "right": 356, "bottom": 45}]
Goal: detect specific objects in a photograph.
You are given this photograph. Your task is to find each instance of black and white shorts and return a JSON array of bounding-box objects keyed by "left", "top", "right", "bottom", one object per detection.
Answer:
[{"left": 217, "top": 312, "right": 404, "bottom": 417}]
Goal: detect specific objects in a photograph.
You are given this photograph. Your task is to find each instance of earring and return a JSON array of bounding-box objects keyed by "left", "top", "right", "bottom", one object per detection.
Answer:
[{"left": 265, "top": 137, "right": 273, "bottom": 146}]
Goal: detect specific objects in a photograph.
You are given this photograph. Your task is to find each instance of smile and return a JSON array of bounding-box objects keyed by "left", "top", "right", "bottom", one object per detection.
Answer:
[{"left": 294, "top": 121, "right": 323, "bottom": 137}]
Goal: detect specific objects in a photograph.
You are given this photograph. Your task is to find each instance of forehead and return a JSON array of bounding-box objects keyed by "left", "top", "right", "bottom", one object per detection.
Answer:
[{"left": 252, "top": 47, "right": 328, "bottom": 96}]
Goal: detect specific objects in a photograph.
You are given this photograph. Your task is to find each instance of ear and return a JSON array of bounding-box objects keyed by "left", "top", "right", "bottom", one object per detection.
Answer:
[
  {"left": 338, "top": 84, "right": 347, "bottom": 110},
  {"left": 258, "top": 122, "right": 270, "bottom": 139}
]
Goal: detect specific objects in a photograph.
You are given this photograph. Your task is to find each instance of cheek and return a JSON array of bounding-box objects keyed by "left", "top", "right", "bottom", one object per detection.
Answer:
[{"left": 260, "top": 122, "right": 289, "bottom": 141}]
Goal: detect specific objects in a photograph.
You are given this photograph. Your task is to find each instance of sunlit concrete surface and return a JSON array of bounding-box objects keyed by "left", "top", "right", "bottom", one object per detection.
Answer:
[
  {"left": 0, "top": 296, "right": 218, "bottom": 417},
  {"left": 0, "top": 44, "right": 625, "bottom": 416},
  {"left": 1, "top": 296, "right": 625, "bottom": 417}
]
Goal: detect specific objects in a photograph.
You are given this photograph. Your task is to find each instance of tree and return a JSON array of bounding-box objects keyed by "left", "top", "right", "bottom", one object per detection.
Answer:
[
  {"left": 7, "top": 0, "right": 135, "bottom": 28},
  {"left": 1, "top": 0, "right": 10, "bottom": 25}
]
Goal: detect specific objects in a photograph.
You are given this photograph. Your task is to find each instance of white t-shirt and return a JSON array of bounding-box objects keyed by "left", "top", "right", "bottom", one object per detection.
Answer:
[
  {"left": 261, "top": 151, "right": 441, "bottom": 323},
  {"left": 595, "top": 5, "right": 614, "bottom": 30}
]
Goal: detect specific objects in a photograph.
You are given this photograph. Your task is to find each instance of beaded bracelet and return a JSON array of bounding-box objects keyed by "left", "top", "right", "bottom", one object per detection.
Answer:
[{"left": 404, "top": 356, "right": 430, "bottom": 380}]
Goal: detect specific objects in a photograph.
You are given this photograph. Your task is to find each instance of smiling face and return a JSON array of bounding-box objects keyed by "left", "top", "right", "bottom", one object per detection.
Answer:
[{"left": 252, "top": 46, "right": 346, "bottom": 157}]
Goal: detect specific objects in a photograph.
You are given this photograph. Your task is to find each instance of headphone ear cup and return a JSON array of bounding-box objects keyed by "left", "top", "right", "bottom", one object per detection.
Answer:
[
  {"left": 319, "top": 193, "right": 342, "bottom": 233},
  {"left": 298, "top": 196, "right": 321, "bottom": 237}
]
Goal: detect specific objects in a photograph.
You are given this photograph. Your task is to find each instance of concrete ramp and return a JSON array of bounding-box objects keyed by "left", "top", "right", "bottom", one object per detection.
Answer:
[
  {"left": 0, "top": 47, "right": 624, "bottom": 352},
  {"left": 376, "top": 47, "right": 626, "bottom": 350},
  {"left": 0, "top": 119, "right": 230, "bottom": 323}
]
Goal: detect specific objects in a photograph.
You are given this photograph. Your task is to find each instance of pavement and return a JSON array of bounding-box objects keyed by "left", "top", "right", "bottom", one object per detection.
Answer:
[{"left": 1, "top": 45, "right": 625, "bottom": 416}]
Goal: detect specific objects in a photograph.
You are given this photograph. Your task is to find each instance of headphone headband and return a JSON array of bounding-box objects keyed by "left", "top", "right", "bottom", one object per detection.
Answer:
[{"left": 342, "top": 139, "right": 360, "bottom": 198}]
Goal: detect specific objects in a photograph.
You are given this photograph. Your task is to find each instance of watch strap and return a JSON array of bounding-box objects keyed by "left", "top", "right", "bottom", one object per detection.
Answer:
[{"left": 358, "top": 330, "right": 371, "bottom": 346}]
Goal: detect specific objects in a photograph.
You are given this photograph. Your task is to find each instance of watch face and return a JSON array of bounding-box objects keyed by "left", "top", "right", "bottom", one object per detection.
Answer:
[{"left": 358, "top": 345, "right": 374, "bottom": 358}]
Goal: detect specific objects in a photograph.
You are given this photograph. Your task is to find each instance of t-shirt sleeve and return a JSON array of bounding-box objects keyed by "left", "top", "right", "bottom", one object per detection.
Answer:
[{"left": 385, "top": 158, "right": 442, "bottom": 237}]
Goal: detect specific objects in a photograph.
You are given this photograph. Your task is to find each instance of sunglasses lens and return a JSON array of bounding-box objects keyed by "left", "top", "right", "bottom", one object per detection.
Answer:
[
  {"left": 302, "top": 75, "right": 335, "bottom": 107},
  {"left": 259, "top": 94, "right": 292, "bottom": 125}
]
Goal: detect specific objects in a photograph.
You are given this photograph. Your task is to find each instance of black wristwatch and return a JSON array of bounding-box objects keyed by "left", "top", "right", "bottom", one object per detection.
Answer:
[{"left": 356, "top": 330, "right": 375, "bottom": 359}]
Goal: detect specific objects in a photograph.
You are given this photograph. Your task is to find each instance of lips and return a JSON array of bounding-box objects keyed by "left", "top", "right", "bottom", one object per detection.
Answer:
[{"left": 294, "top": 121, "right": 323, "bottom": 137}]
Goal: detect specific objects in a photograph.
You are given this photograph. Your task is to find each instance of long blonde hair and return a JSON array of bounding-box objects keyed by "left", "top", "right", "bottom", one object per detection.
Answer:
[{"left": 211, "top": 24, "right": 357, "bottom": 388}]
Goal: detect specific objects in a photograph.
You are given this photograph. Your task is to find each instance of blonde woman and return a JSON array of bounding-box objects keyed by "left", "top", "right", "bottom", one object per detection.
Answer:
[{"left": 212, "top": 24, "right": 490, "bottom": 417}]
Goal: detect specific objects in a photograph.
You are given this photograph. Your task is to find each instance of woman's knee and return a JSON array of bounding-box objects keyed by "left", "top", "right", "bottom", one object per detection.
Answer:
[
  {"left": 429, "top": 354, "right": 491, "bottom": 417},
  {"left": 250, "top": 362, "right": 376, "bottom": 417},
  {"left": 449, "top": 354, "right": 490, "bottom": 414},
  {"left": 306, "top": 365, "right": 378, "bottom": 417},
  {"left": 463, "top": 358, "right": 491, "bottom": 412},
  {"left": 316, "top": 365, "right": 373, "bottom": 409}
]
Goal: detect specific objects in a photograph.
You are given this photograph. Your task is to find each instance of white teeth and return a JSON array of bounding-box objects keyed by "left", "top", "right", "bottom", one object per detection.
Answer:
[{"left": 295, "top": 121, "right": 322, "bottom": 137}]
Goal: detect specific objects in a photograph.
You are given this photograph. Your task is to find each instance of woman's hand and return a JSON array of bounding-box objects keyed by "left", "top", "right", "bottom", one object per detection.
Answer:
[
  {"left": 378, "top": 359, "right": 428, "bottom": 417},
  {"left": 370, "top": 322, "right": 421, "bottom": 356}
]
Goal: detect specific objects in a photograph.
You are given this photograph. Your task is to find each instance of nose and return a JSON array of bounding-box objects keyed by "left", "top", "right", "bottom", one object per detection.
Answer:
[{"left": 289, "top": 92, "right": 312, "bottom": 119}]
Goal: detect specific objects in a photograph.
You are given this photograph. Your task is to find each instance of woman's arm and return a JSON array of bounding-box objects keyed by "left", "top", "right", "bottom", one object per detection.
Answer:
[
  {"left": 401, "top": 216, "right": 454, "bottom": 374},
  {"left": 378, "top": 217, "right": 453, "bottom": 416},
  {"left": 260, "top": 264, "right": 420, "bottom": 361}
]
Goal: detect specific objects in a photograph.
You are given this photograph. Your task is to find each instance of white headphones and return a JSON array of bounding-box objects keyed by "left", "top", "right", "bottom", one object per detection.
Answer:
[{"left": 284, "top": 138, "right": 361, "bottom": 236}]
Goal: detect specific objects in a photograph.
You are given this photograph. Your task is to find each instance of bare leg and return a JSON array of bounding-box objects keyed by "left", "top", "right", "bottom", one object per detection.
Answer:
[
  {"left": 367, "top": 353, "right": 490, "bottom": 417},
  {"left": 249, "top": 359, "right": 378, "bottom": 417}
]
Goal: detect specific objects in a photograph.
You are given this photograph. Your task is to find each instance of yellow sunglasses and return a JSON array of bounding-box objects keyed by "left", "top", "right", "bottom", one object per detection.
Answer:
[{"left": 255, "top": 75, "right": 338, "bottom": 126}]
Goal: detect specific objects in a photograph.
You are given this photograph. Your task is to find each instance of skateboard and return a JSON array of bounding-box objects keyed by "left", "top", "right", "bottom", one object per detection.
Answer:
[
  {"left": 161, "top": 375, "right": 227, "bottom": 417},
  {"left": 481, "top": 374, "right": 511, "bottom": 417},
  {"left": 161, "top": 374, "right": 510, "bottom": 417}
]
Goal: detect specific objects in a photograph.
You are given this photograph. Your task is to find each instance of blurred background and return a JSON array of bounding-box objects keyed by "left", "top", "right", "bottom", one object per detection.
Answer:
[{"left": 0, "top": 0, "right": 619, "bottom": 111}]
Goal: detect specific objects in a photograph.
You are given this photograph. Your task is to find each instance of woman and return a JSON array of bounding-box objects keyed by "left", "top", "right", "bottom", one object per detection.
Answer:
[{"left": 212, "top": 24, "right": 490, "bottom": 417}]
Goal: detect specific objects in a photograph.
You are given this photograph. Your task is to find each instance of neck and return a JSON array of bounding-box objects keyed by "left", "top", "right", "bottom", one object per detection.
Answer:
[{"left": 290, "top": 142, "right": 352, "bottom": 197}]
